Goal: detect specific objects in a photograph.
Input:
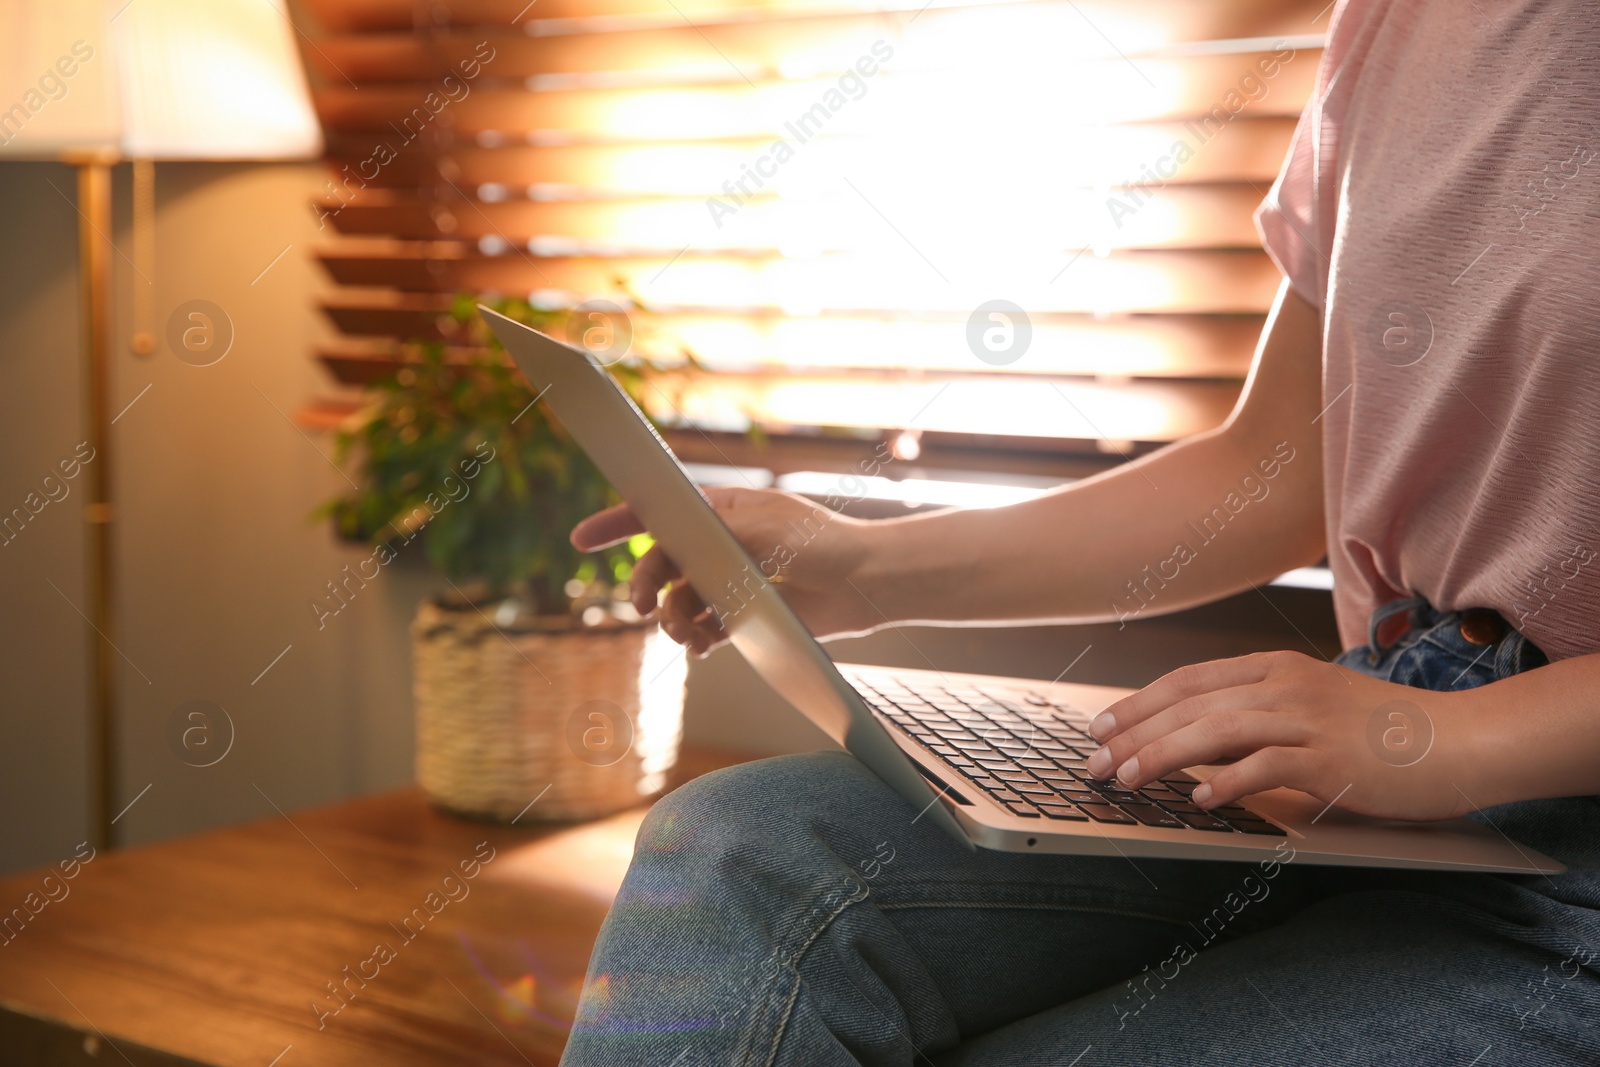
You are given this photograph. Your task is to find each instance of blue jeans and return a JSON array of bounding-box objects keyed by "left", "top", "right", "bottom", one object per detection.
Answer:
[{"left": 560, "top": 602, "right": 1600, "bottom": 1065}]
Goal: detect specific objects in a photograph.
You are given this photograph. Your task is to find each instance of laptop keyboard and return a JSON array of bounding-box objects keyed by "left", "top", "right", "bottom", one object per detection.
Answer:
[{"left": 849, "top": 672, "right": 1284, "bottom": 836}]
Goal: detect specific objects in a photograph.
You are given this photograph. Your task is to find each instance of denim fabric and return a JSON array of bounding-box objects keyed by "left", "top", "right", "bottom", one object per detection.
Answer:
[
  {"left": 560, "top": 602, "right": 1600, "bottom": 1066},
  {"left": 1337, "top": 595, "right": 1549, "bottom": 687}
]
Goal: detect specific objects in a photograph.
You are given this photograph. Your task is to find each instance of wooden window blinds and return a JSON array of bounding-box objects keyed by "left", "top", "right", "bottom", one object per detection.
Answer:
[{"left": 300, "top": 0, "right": 1327, "bottom": 478}]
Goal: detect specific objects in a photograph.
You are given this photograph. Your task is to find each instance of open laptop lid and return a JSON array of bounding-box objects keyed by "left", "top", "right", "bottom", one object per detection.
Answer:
[{"left": 478, "top": 307, "right": 970, "bottom": 846}]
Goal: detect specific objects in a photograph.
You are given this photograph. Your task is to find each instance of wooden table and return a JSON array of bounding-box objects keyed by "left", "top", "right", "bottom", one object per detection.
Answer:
[{"left": 0, "top": 749, "right": 746, "bottom": 1066}]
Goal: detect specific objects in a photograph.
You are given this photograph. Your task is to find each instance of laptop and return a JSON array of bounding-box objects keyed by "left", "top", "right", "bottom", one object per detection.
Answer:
[{"left": 480, "top": 306, "right": 1563, "bottom": 875}]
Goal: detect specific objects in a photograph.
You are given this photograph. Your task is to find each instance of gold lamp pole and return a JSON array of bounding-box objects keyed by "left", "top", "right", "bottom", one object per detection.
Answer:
[{"left": 66, "top": 149, "right": 120, "bottom": 851}]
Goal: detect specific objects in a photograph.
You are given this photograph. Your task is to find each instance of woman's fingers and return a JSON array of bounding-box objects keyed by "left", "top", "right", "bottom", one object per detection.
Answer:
[
  {"left": 573, "top": 511, "right": 715, "bottom": 648},
  {"left": 1086, "top": 682, "right": 1283, "bottom": 778},
  {"left": 658, "top": 581, "right": 701, "bottom": 644},
  {"left": 570, "top": 503, "right": 646, "bottom": 551},
  {"left": 1190, "top": 746, "right": 1320, "bottom": 809},
  {"left": 661, "top": 582, "right": 725, "bottom": 654},
  {"left": 1103, "top": 710, "right": 1307, "bottom": 790},
  {"left": 1091, "top": 651, "right": 1299, "bottom": 740},
  {"left": 628, "top": 544, "right": 680, "bottom": 615}
]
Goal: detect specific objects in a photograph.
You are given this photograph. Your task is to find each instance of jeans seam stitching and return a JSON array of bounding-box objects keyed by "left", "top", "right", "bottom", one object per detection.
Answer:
[
  {"left": 786, "top": 882, "right": 870, "bottom": 967},
  {"left": 753, "top": 966, "right": 803, "bottom": 1067},
  {"left": 741, "top": 882, "right": 870, "bottom": 1067},
  {"left": 877, "top": 899, "right": 1199, "bottom": 928}
]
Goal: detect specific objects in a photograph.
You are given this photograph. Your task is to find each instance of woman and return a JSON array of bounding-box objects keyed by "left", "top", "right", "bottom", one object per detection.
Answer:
[{"left": 558, "top": 1, "right": 1600, "bottom": 1062}]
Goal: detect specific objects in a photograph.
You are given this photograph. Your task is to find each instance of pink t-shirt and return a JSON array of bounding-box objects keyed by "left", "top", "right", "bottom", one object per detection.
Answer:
[{"left": 1255, "top": 0, "right": 1600, "bottom": 662}]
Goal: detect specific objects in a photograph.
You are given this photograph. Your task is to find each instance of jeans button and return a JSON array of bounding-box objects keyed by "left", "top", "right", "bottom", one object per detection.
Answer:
[{"left": 1459, "top": 609, "right": 1505, "bottom": 645}]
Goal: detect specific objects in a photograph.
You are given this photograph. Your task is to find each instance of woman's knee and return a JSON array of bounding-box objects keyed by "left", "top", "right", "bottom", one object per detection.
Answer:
[{"left": 635, "top": 750, "right": 889, "bottom": 857}]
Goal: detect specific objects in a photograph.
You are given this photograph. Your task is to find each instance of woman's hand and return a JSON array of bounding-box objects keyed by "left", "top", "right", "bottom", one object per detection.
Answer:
[
  {"left": 1084, "top": 650, "right": 1487, "bottom": 822},
  {"left": 570, "top": 486, "right": 883, "bottom": 656}
]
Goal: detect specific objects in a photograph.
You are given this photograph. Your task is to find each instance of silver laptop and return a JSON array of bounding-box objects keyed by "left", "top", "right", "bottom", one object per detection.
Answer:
[{"left": 480, "top": 306, "right": 1562, "bottom": 875}]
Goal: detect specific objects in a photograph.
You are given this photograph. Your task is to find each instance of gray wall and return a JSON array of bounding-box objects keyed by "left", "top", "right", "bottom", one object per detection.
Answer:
[
  {"left": 0, "top": 159, "right": 1339, "bottom": 876},
  {"left": 0, "top": 159, "right": 429, "bottom": 874},
  {"left": 0, "top": 163, "right": 93, "bottom": 871},
  {"left": 101, "top": 162, "right": 417, "bottom": 847}
]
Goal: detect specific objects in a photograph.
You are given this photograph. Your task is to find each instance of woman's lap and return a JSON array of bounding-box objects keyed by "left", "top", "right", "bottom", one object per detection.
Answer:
[
  {"left": 563, "top": 750, "right": 1600, "bottom": 1066},
  {"left": 937, "top": 878, "right": 1600, "bottom": 1066},
  {"left": 561, "top": 601, "right": 1600, "bottom": 1065},
  {"left": 560, "top": 749, "right": 1305, "bottom": 1064}
]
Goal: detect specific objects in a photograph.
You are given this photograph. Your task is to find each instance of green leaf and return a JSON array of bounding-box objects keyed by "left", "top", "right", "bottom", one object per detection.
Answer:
[{"left": 312, "top": 290, "right": 687, "bottom": 615}]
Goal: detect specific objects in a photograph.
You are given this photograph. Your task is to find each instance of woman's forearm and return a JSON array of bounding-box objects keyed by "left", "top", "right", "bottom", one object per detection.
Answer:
[
  {"left": 851, "top": 424, "right": 1325, "bottom": 627},
  {"left": 849, "top": 280, "right": 1326, "bottom": 629},
  {"left": 1461, "top": 654, "right": 1600, "bottom": 808}
]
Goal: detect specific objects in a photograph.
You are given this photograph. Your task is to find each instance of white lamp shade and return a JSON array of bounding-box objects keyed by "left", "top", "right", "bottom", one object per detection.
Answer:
[
  {"left": 0, "top": 0, "right": 322, "bottom": 160},
  {"left": 0, "top": 3, "right": 122, "bottom": 156}
]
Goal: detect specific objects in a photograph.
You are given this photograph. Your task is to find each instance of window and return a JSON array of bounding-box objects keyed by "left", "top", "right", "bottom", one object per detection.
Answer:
[{"left": 303, "top": 0, "right": 1325, "bottom": 487}]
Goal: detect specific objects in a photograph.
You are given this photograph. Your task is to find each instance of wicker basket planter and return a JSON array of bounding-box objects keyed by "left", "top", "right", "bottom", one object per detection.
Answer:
[{"left": 411, "top": 597, "right": 686, "bottom": 823}]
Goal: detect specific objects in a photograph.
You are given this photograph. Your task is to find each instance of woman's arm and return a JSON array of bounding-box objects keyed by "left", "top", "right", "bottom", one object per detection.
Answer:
[
  {"left": 1457, "top": 654, "right": 1600, "bottom": 808},
  {"left": 575, "top": 279, "right": 1325, "bottom": 651},
  {"left": 1083, "top": 645, "right": 1600, "bottom": 822},
  {"left": 852, "top": 278, "right": 1326, "bottom": 627}
]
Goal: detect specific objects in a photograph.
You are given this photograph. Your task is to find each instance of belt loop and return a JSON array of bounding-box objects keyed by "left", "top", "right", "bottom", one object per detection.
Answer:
[
  {"left": 1489, "top": 617, "right": 1554, "bottom": 680},
  {"left": 1367, "top": 595, "right": 1424, "bottom": 657},
  {"left": 1493, "top": 632, "right": 1518, "bottom": 681},
  {"left": 1496, "top": 628, "right": 1549, "bottom": 679}
]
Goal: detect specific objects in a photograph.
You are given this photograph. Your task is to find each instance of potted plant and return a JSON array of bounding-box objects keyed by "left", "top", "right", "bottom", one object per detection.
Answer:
[{"left": 320, "top": 295, "right": 686, "bottom": 822}]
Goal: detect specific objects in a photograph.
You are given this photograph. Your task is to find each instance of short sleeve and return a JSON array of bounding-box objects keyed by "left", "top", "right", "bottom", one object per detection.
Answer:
[{"left": 1254, "top": 98, "right": 1330, "bottom": 312}]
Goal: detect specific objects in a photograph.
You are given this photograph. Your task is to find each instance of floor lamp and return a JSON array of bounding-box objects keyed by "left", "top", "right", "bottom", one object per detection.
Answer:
[{"left": 0, "top": 0, "right": 322, "bottom": 849}]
